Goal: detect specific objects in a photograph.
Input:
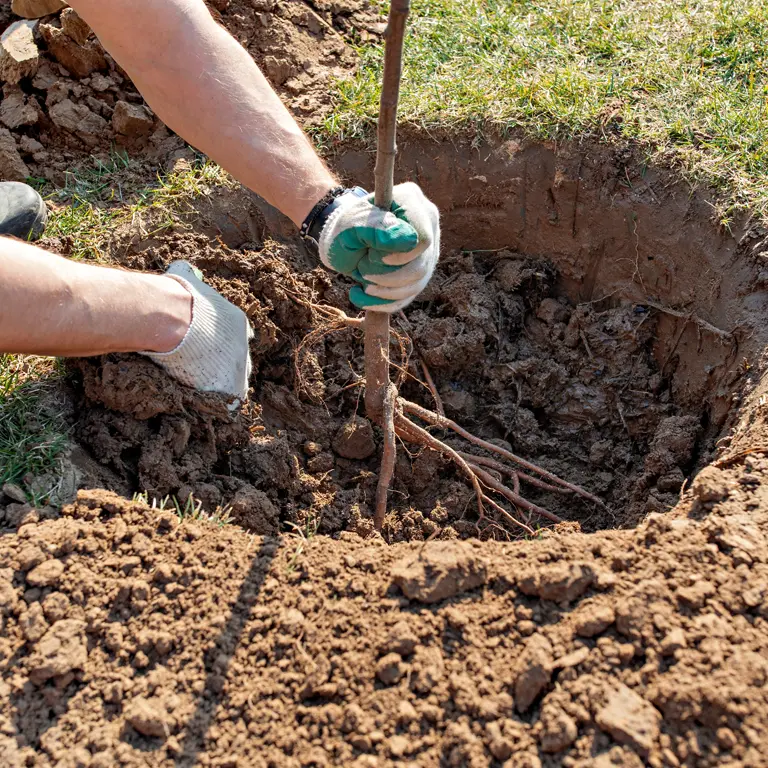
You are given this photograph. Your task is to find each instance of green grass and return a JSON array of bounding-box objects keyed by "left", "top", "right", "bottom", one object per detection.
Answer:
[
  {"left": 319, "top": 0, "right": 768, "bottom": 223},
  {"left": 38, "top": 151, "right": 236, "bottom": 261},
  {"left": 1, "top": 155, "right": 239, "bottom": 507},
  {"left": 0, "top": 356, "right": 69, "bottom": 506},
  {"left": 132, "top": 491, "right": 234, "bottom": 527}
]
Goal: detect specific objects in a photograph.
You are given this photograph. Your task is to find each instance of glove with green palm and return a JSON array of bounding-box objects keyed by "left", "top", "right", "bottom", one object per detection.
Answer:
[{"left": 315, "top": 182, "right": 440, "bottom": 313}]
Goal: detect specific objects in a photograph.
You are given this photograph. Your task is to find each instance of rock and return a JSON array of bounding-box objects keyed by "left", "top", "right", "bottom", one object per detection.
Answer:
[
  {"left": 3, "top": 501, "right": 37, "bottom": 526},
  {"left": 381, "top": 620, "right": 418, "bottom": 656},
  {"left": 40, "top": 23, "right": 106, "bottom": 78},
  {"left": 112, "top": 100, "right": 154, "bottom": 137},
  {"left": 28, "top": 619, "right": 87, "bottom": 684},
  {"left": 573, "top": 603, "right": 615, "bottom": 637},
  {"left": 595, "top": 684, "right": 661, "bottom": 756},
  {"left": 26, "top": 558, "right": 64, "bottom": 587},
  {"left": 391, "top": 540, "right": 487, "bottom": 604},
  {"left": 660, "top": 627, "right": 687, "bottom": 656},
  {"left": 0, "top": 85, "right": 37, "bottom": 129},
  {"left": 520, "top": 563, "right": 594, "bottom": 603},
  {"left": 539, "top": 711, "right": 578, "bottom": 753},
  {"left": 125, "top": 696, "right": 169, "bottom": 739},
  {"left": 12, "top": 0, "right": 67, "bottom": 19},
  {"left": 229, "top": 485, "right": 279, "bottom": 536},
  {"left": 59, "top": 8, "right": 90, "bottom": 45},
  {"left": 332, "top": 417, "right": 376, "bottom": 460},
  {"left": 49, "top": 98, "right": 108, "bottom": 146},
  {"left": 691, "top": 465, "right": 730, "bottom": 503},
  {"left": 376, "top": 652, "right": 405, "bottom": 685},
  {"left": 2, "top": 482, "right": 27, "bottom": 503},
  {"left": 0, "top": 20, "right": 40, "bottom": 85},
  {"left": 514, "top": 634, "right": 553, "bottom": 712}
]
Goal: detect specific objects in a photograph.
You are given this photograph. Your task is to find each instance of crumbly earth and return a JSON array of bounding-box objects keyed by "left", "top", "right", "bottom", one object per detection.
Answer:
[
  {"left": 4, "top": 2, "right": 768, "bottom": 764},
  {"left": 52, "top": 224, "right": 706, "bottom": 540},
  {"left": 0, "top": 0, "right": 380, "bottom": 183},
  {"left": 1, "top": 465, "right": 768, "bottom": 767}
]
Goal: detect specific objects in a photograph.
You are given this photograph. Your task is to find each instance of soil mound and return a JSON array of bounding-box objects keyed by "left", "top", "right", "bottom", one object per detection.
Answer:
[
  {"left": 1, "top": 481, "right": 767, "bottom": 766},
  {"left": 0, "top": 0, "right": 377, "bottom": 183}
]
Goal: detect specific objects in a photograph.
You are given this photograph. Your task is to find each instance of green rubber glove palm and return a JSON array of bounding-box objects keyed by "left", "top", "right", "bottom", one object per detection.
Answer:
[{"left": 318, "top": 182, "right": 440, "bottom": 313}]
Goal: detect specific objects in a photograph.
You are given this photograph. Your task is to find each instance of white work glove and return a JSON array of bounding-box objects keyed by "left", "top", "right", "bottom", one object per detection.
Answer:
[
  {"left": 317, "top": 182, "right": 440, "bottom": 313},
  {"left": 143, "top": 261, "right": 253, "bottom": 404}
]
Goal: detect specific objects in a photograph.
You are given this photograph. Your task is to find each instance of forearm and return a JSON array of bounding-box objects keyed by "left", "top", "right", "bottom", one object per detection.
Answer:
[
  {"left": 69, "top": 0, "right": 337, "bottom": 226},
  {"left": 0, "top": 239, "right": 190, "bottom": 356}
]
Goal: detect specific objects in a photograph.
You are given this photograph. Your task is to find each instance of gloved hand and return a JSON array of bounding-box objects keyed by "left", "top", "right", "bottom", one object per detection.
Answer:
[
  {"left": 318, "top": 182, "right": 440, "bottom": 313},
  {"left": 143, "top": 261, "right": 253, "bottom": 404}
]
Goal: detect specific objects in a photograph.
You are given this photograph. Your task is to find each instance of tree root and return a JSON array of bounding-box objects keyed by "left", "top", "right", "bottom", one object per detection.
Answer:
[{"left": 291, "top": 302, "right": 606, "bottom": 536}]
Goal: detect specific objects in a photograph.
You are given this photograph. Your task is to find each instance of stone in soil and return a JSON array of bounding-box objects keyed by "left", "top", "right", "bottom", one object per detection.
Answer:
[{"left": 0, "top": 20, "right": 39, "bottom": 86}]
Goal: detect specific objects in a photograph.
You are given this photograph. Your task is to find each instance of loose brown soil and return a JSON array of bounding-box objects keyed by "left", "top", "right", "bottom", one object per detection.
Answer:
[{"left": 4, "top": 2, "right": 768, "bottom": 766}]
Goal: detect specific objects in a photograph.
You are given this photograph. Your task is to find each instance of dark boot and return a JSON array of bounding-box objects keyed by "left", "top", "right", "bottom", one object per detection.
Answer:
[{"left": 0, "top": 182, "right": 47, "bottom": 240}]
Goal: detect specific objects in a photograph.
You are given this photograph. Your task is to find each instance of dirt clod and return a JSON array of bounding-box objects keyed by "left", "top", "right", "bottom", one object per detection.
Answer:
[
  {"left": 28, "top": 618, "right": 87, "bottom": 684},
  {"left": 573, "top": 603, "right": 615, "bottom": 637},
  {"left": 376, "top": 652, "right": 405, "bottom": 685},
  {"left": 25, "top": 558, "right": 63, "bottom": 587},
  {"left": 0, "top": 19, "right": 38, "bottom": 84},
  {"left": 332, "top": 416, "right": 376, "bottom": 460},
  {"left": 112, "top": 99, "right": 154, "bottom": 137},
  {"left": 391, "top": 541, "right": 487, "bottom": 603},
  {"left": 520, "top": 562, "right": 594, "bottom": 603},
  {"left": 514, "top": 634, "right": 553, "bottom": 713},
  {"left": 124, "top": 696, "right": 169, "bottom": 739},
  {"left": 596, "top": 685, "right": 662, "bottom": 757}
]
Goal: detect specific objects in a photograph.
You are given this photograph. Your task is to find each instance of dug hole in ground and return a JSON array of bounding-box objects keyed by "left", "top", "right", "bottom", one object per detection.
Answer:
[{"left": 3, "top": 5, "right": 768, "bottom": 768}]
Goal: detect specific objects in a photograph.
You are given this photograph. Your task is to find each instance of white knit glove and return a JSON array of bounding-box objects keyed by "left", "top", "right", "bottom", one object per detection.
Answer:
[
  {"left": 318, "top": 182, "right": 440, "bottom": 313},
  {"left": 142, "top": 261, "right": 253, "bottom": 404}
]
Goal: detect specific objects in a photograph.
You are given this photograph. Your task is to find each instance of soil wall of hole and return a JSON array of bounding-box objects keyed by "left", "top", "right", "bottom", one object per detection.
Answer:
[
  {"left": 333, "top": 134, "right": 768, "bottom": 431},
  {"left": 14, "top": 134, "right": 768, "bottom": 540}
]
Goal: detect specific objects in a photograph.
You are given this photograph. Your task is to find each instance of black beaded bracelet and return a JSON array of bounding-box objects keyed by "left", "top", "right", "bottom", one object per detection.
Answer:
[
  {"left": 299, "top": 186, "right": 345, "bottom": 240},
  {"left": 300, "top": 186, "right": 370, "bottom": 248}
]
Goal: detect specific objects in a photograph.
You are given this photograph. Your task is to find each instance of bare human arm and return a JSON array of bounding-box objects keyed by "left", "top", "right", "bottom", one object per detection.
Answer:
[{"left": 67, "top": 0, "right": 338, "bottom": 227}]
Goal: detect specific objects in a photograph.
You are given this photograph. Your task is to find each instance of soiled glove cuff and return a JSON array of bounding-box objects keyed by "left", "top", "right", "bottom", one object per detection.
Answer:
[{"left": 143, "top": 267, "right": 252, "bottom": 403}]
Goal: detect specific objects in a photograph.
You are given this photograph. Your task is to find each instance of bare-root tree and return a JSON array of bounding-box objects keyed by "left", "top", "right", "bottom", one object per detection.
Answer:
[{"left": 301, "top": 0, "right": 604, "bottom": 535}]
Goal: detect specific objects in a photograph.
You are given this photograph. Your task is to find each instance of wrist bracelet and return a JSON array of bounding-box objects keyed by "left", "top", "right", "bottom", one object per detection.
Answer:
[
  {"left": 299, "top": 186, "right": 345, "bottom": 240},
  {"left": 300, "top": 186, "right": 370, "bottom": 247}
]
